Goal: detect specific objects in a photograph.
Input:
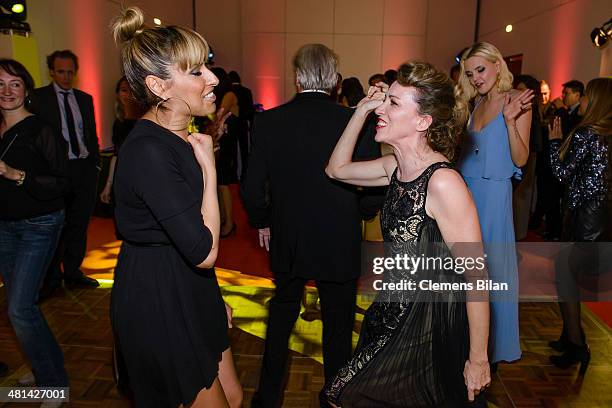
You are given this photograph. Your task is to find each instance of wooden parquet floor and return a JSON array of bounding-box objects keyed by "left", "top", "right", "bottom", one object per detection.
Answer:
[{"left": 0, "top": 284, "right": 611, "bottom": 407}]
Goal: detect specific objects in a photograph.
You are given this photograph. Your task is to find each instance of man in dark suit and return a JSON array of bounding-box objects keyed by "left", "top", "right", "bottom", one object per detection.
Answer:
[
  {"left": 552, "top": 79, "right": 584, "bottom": 136},
  {"left": 34, "top": 50, "right": 100, "bottom": 291},
  {"left": 228, "top": 70, "right": 254, "bottom": 180},
  {"left": 242, "top": 44, "right": 374, "bottom": 408}
]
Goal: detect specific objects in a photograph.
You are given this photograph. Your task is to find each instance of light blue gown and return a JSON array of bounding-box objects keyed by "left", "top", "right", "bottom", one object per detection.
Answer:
[{"left": 457, "top": 104, "right": 522, "bottom": 363}]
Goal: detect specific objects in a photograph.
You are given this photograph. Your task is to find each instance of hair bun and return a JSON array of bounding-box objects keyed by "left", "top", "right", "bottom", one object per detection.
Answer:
[{"left": 112, "top": 6, "right": 145, "bottom": 44}]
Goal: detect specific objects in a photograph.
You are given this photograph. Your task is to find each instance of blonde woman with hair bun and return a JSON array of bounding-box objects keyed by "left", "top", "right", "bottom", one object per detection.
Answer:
[
  {"left": 455, "top": 42, "right": 534, "bottom": 368},
  {"left": 109, "top": 7, "right": 241, "bottom": 408}
]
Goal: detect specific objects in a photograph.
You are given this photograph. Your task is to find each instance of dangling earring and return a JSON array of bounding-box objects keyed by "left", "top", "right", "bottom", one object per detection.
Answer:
[
  {"left": 25, "top": 94, "right": 31, "bottom": 108},
  {"left": 154, "top": 96, "right": 192, "bottom": 131}
]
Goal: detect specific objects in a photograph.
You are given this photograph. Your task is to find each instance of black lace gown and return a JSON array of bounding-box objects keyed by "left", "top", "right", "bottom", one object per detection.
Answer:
[{"left": 322, "top": 162, "right": 477, "bottom": 407}]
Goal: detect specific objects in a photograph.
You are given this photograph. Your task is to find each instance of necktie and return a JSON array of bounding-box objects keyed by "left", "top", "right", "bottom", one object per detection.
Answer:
[{"left": 61, "top": 91, "right": 80, "bottom": 158}]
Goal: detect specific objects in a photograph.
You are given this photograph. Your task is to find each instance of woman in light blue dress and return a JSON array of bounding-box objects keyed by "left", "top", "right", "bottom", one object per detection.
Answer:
[{"left": 456, "top": 42, "right": 534, "bottom": 364}]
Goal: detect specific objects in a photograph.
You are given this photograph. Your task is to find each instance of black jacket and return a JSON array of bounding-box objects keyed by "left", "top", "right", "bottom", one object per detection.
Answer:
[
  {"left": 32, "top": 84, "right": 100, "bottom": 165},
  {"left": 241, "top": 92, "right": 377, "bottom": 281},
  {"left": 0, "top": 116, "right": 68, "bottom": 220},
  {"left": 555, "top": 105, "right": 582, "bottom": 138}
]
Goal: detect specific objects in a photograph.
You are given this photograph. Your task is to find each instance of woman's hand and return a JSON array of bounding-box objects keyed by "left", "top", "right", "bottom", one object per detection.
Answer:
[
  {"left": 225, "top": 303, "right": 233, "bottom": 328},
  {"left": 187, "top": 133, "right": 216, "bottom": 169},
  {"left": 503, "top": 89, "right": 534, "bottom": 123},
  {"left": 100, "top": 184, "right": 112, "bottom": 204},
  {"left": 0, "top": 161, "right": 20, "bottom": 181},
  {"left": 548, "top": 116, "right": 563, "bottom": 141},
  {"left": 356, "top": 82, "right": 388, "bottom": 115},
  {"left": 212, "top": 107, "right": 232, "bottom": 140},
  {"left": 463, "top": 359, "right": 491, "bottom": 401}
]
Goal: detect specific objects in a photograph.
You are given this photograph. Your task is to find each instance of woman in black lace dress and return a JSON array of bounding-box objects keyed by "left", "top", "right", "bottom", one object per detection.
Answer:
[{"left": 323, "top": 62, "right": 491, "bottom": 407}]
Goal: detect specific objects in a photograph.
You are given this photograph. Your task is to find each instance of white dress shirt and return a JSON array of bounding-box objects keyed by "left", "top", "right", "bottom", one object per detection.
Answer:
[{"left": 53, "top": 82, "right": 89, "bottom": 159}]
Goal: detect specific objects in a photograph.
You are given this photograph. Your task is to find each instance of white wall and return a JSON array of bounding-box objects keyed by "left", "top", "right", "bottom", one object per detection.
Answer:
[
  {"left": 196, "top": 0, "right": 480, "bottom": 108},
  {"left": 478, "top": 0, "right": 611, "bottom": 100},
  {"left": 27, "top": 0, "right": 193, "bottom": 148},
  {"left": 426, "top": 0, "right": 477, "bottom": 75},
  {"left": 216, "top": 0, "right": 437, "bottom": 108},
  {"left": 21, "top": 0, "right": 611, "bottom": 144},
  {"left": 196, "top": 0, "right": 242, "bottom": 74}
]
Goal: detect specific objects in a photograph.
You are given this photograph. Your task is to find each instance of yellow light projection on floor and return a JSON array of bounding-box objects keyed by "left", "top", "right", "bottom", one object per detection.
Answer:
[{"left": 82, "top": 239, "right": 368, "bottom": 363}]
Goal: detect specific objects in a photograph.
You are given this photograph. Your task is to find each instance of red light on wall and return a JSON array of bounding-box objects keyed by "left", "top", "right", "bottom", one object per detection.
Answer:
[
  {"left": 548, "top": 4, "right": 583, "bottom": 100},
  {"left": 68, "top": 0, "right": 103, "bottom": 144},
  {"left": 254, "top": 76, "right": 282, "bottom": 110}
]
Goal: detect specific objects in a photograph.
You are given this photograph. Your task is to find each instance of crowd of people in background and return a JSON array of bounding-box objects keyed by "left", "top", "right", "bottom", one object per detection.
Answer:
[{"left": 0, "top": 5, "right": 610, "bottom": 407}]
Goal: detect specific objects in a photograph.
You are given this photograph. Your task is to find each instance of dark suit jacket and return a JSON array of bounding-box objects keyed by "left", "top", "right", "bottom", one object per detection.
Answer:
[
  {"left": 555, "top": 105, "right": 582, "bottom": 139},
  {"left": 32, "top": 84, "right": 100, "bottom": 165},
  {"left": 241, "top": 92, "right": 377, "bottom": 282}
]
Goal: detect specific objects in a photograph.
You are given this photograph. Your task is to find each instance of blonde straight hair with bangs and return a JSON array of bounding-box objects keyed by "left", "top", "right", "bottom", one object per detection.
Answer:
[{"left": 111, "top": 7, "right": 209, "bottom": 107}]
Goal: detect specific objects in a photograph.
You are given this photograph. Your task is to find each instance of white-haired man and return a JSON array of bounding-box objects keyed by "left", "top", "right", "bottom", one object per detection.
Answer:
[{"left": 242, "top": 44, "right": 378, "bottom": 407}]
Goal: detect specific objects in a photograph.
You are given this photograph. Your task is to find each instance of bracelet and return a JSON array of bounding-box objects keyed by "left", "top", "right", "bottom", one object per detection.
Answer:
[
  {"left": 512, "top": 121, "right": 521, "bottom": 140},
  {"left": 15, "top": 170, "right": 25, "bottom": 186}
]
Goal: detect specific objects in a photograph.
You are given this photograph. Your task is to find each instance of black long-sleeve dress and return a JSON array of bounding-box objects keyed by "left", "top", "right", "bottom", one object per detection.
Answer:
[
  {"left": 110, "top": 119, "right": 228, "bottom": 408},
  {"left": 322, "top": 162, "right": 479, "bottom": 407}
]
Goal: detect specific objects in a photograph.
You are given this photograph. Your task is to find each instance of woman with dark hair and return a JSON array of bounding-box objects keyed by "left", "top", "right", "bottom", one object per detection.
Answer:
[
  {"left": 100, "top": 76, "right": 145, "bottom": 204},
  {"left": 322, "top": 61, "right": 490, "bottom": 407},
  {"left": 548, "top": 77, "right": 612, "bottom": 373},
  {"left": 0, "top": 59, "right": 69, "bottom": 401},
  {"left": 210, "top": 66, "right": 239, "bottom": 237},
  {"left": 455, "top": 42, "right": 534, "bottom": 367},
  {"left": 111, "top": 7, "right": 241, "bottom": 407},
  {"left": 340, "top": 77, "right": 365, "bottom": 108}
]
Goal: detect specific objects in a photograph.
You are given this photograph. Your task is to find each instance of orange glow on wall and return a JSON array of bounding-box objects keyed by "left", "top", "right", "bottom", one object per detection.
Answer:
[
  {"left": 242, "top": 33, "right": 284, "bottom": 110},
  {"left": 548, "top": 4, "right": 584, "bottom": 100},
  {"left": 254, "top": 76, "right": 282, "bottom": 110},
  {"left": 68, "top": 0, "right": 103, "bottom": 143}
]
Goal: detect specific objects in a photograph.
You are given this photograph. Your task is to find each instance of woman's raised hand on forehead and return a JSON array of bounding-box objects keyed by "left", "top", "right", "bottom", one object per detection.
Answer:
[{"left": 357, "top": 82, "right": 388, "bottom": 113}]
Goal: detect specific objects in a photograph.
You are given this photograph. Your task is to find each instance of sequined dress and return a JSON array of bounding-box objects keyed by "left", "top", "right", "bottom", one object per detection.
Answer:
[
  {"left": 550, "top": 126, "right": 612, "bottom": 242},
  {"left": 321, "top": 162, "right": 474, "bottom": 407}
]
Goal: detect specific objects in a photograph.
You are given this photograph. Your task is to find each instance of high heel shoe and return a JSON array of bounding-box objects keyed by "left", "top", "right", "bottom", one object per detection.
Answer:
[
  {"left": 549, "top": 329, "right": 585, "bottom": 352},
  {"left": 549, "top": 342, "right": 591, "bottom": 374},
  {"left": 548, "top": 331, "right": 568, "bottom": 352},
  {"left": 220, "top": 223, "right": 237, "bottom": 239}
]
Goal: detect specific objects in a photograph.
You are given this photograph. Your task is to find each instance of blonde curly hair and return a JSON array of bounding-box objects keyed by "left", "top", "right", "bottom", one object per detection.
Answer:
[{"left": 454, "top": 42, "right": 513, "bottom": 124}]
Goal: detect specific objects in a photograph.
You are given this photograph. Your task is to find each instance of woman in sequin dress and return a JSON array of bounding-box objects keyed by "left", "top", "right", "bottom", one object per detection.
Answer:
[
  {"left": 548, "top": 77, "right": 612, "bottom": 373},
  {"left": 322, "top": 62, "right": 491, "bottom": 407},
  {"left": 455, "top": 42, "right": 534, "bottom": 366}
]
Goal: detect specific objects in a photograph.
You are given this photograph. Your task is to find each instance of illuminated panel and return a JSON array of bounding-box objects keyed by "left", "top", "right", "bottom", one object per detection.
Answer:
[
  {"left": 67, "top": 0, "right": 103, "bottom": 142},
  {"left": 242, "top": 33, "right": 284, "bottom": 109},
  {"left": 548, "top": 3, "right": 584, "bottom": 100}
]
